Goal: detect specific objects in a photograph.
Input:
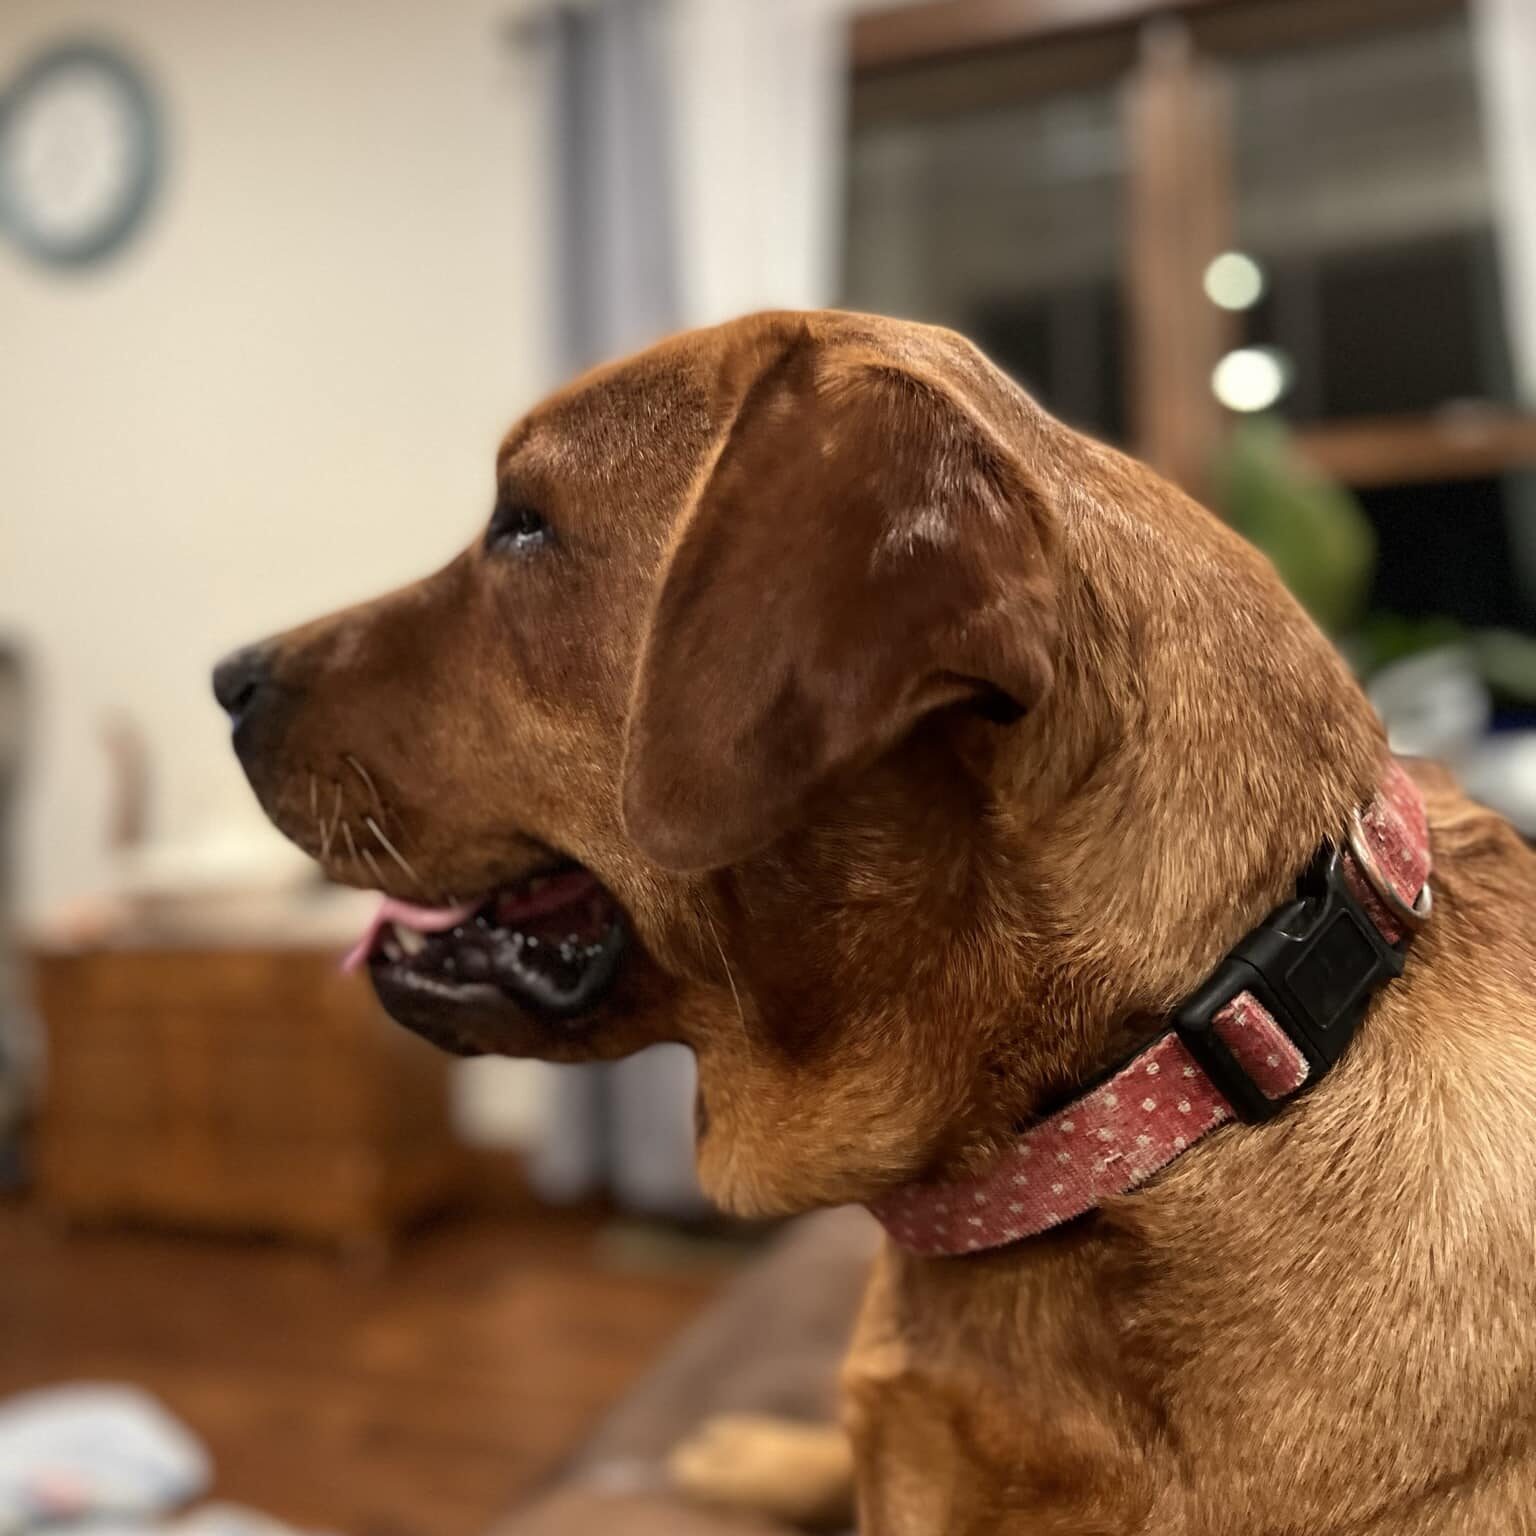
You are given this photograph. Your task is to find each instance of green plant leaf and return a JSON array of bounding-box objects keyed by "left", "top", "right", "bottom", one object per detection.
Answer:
[{"left": 1215, "top": 417, "right": 1376, "bottom": 636}]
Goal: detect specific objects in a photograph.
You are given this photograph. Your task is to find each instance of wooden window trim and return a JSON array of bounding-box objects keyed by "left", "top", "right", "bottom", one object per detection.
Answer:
[
  {"left": 852, "top": 0, "right": 1228, "bottom": 73},
  {"left": 1189, "top": 0, "right": 1465, "bottom": 60},
  {"left": 1293, "top": 410, "right": 1536, "bottom": 490},
  {"left": 1127, "top": 26, "right": 1234, "bottom": 498},
  {"left": 851, "top": 0, "right": 1463, "bottom": 74},
  {"left": 850, "top": 29, "right": 1135, "bottom": 123}
]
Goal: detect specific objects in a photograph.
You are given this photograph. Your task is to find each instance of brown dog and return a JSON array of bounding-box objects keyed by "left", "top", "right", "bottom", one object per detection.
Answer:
[{"left": 216, "top": 310, "right": 1536, "bottom": 1533}]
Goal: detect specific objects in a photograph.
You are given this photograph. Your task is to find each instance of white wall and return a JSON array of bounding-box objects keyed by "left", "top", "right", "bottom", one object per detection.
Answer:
[
  {"left": 0, "top": 0, "right": 889, "bottom": 1153},
  {"left": 0, "top": 0, "right": 553, "bottom": 922}
]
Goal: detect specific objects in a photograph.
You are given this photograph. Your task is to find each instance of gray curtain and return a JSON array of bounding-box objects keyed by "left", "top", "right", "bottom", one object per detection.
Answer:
[
  {"left": 524, "top": 0, "right": 708, "bottom": 1219},
  {"left": 548, "top": 0, "right": 679, "bottom": 367}
]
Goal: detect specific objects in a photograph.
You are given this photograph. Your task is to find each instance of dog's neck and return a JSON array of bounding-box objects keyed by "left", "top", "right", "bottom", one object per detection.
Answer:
[
  {"left": 948, "top": 447, "right": 1388, "bottom": 1144},
  {"left": 693, "top": 434, "right": 1387, "bottom": 1218},
  {"left": 869, "top": 758, "right": 1430, "bottom": 1254}
]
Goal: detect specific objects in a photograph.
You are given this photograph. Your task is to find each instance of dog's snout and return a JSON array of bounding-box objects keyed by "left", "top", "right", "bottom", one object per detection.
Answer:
[{"left": 212, "top": 642, "right": 274, "bottom": 726}]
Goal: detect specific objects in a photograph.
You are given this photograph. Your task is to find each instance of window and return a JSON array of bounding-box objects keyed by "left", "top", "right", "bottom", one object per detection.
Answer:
[
  {"left": 1226, "top": 11, "right": 1514, "bottom": 423},
  {"left": 846, "top": 74, "right": 1128, "bottom": 440},
  {"left": 847, "top": 0, "right": 1536, "bottom": 642},
  {"left": 845, "top": 0, "right": 1536, "bottom": 516}
]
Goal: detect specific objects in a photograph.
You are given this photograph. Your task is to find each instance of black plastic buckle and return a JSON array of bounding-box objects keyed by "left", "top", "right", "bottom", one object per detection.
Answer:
[{"left": 1174, "top": 845, "right": 1407, "bottom": 1123}]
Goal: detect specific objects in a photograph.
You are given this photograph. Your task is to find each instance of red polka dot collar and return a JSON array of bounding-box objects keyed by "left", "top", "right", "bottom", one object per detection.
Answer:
[{"left": 869, "top": 759, "right": 1432, "bottom": 1258}]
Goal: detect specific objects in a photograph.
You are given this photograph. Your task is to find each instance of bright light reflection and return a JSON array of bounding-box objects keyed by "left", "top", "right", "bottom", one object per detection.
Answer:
[
  {"left": 1203, "top": 250, "right": 1266, "bottom": 311},
  {"left": 1212, "top": 347, "right": 1291, "bottom": 412}
]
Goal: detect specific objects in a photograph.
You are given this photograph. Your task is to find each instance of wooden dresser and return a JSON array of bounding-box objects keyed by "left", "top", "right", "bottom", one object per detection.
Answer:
[{"left": 29, "top": 943, "right": 463, "bottom": 1254}]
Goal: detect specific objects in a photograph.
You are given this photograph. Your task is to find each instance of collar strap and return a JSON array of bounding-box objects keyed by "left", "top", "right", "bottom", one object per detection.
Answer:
[{"left": 870, "top": 759, "right": 1432, "bottom": 1258}]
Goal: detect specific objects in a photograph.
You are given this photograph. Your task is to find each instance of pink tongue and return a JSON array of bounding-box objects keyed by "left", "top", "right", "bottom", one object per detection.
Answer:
[{"left": 342, "top": 896, "right": 479, "bottom": 974}]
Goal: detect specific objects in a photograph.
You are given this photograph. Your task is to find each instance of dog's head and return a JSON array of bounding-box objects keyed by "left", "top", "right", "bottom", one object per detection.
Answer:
[{"left": 216, "top": 309, "right": 1375, "bottom": 1215}]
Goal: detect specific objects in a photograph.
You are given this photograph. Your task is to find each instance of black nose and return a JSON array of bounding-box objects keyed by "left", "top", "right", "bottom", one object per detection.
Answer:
[{"left": 213, "top": 643, "right": 273, "bottom": 726}]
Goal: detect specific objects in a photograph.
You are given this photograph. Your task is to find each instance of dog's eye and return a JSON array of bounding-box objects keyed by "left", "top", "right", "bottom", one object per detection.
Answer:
[{"left": 486, "top": 503, "right": 552, "bottom": 555}]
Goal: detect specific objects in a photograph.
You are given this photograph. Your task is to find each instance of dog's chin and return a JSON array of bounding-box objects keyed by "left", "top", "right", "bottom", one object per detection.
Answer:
[
  {"left": 366, "top": 948, "right": 622, "bottom": 1057},
  {"left": 367, "top": 966, "right": 620, "bottom": 1057},
  {"left": 356, "top": 862, "right": 644, "bottom": 1059}
]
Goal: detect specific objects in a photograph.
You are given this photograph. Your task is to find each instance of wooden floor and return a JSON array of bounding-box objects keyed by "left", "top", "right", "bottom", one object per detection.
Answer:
[{"left": 0, "top": 1198, "right": 730, "bottom": 1536}]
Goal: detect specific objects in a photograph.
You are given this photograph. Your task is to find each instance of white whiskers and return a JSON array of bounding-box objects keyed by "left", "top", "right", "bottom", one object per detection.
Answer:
[
  {"left": 703, "top": 907, "right": 744, "bottom": 1030},
  {"left": 315, "top": 759, "right": 421, "bottom": 895},
  {"left": 365, "top": 814, "right": 423, "bottom": 892},
  {"left": 319, "top": 782, "right": 342, "bottom": 862},
  {"left": 343, "top": 754, "right": 384, "bottom": 815}
]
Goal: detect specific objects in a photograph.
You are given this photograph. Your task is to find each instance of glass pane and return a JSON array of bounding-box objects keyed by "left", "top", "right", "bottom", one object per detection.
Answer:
[
  {"left": 844, "top": 76, "right": 1127, "bottom": 442},
  {"left": 1225, "top": 13, "right": 1514, "bottom": 422},
  {"left": 1359, "top": 474, "right": 1536, "bottom": 633}
]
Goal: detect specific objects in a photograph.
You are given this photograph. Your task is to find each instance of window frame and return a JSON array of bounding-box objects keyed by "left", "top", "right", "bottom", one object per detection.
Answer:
[{"left": 849, "top": 0, "right": 1536, "bottom": 501}]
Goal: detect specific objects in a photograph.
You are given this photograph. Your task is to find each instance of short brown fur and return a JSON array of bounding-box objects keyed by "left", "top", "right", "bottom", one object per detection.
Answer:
[{"left": 227, "top": 311, "right": 1536, "bottom": 1532}]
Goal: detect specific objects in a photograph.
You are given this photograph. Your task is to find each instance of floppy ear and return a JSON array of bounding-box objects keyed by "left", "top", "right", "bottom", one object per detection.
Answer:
[{"left": 621, "top": 332, "right": 1060, "bottom": 873}]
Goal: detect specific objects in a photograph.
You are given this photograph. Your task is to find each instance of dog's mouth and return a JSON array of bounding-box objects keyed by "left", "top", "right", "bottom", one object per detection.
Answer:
[{"left": 344, "top": 861, "right": 627, "bottom": 1025}]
